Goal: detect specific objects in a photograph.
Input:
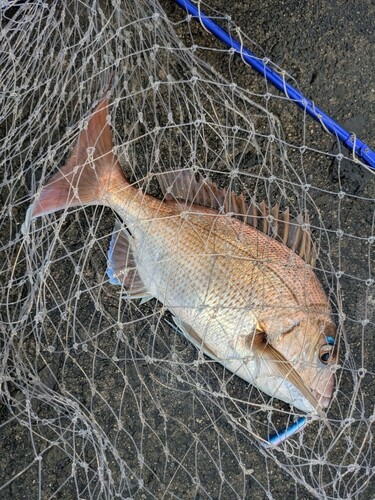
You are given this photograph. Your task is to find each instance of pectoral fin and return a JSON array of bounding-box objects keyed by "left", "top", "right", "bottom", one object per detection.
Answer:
[{"left": 173, "top": 317, "right": 220, "bottom": 361}]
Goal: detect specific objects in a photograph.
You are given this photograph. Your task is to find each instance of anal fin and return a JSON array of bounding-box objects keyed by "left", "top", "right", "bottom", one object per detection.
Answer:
[
  {"left": 173, "top": 316, "right": 220, "bottom": 361},
  {"left": 107, "top": 220, "right": 151, "bottom": 300}
]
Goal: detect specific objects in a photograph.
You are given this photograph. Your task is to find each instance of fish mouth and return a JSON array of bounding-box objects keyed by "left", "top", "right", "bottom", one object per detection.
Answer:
[{"left": 311, "top": 389, "right": 332, "bottom": 409}]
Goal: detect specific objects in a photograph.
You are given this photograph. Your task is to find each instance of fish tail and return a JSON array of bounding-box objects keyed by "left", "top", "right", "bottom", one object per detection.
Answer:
[{"left": 22, "top": 98, "right": 128, "bottom": 232}]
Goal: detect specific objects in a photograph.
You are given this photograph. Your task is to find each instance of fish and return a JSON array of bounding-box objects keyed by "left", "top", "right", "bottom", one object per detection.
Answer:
[{"left": 22, "top": 97, "right": 337, "bottom": 419}]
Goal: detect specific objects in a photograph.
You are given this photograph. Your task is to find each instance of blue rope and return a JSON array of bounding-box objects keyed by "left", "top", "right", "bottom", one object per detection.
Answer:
[{"left": 174, "top": 0, "right": 375, "bottom": 170}]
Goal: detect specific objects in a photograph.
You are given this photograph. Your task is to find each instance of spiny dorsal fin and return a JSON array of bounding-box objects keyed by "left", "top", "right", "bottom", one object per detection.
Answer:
[{"left": 158, "top": 169, "right": 316, "bottom": 267}]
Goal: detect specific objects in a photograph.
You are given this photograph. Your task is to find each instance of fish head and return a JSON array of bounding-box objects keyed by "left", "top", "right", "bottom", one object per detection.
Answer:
[{"left": 267, "top": 313, "right": 338, "bottom": 412}]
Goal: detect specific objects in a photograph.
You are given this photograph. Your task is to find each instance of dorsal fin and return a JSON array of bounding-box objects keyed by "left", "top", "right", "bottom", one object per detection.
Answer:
[{"left": 158, "top": 169, "right": 316, "bottom": 267}]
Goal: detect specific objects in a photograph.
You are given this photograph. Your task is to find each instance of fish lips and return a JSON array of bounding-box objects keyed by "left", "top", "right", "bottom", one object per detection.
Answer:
[{"left": 310, "top": 372, "right": 335, "bottom": 409}]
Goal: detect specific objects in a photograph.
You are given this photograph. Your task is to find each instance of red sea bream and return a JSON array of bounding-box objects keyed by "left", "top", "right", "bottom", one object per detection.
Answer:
[{"left": 23, "top": 98, "right": 337, "bottom": 417}]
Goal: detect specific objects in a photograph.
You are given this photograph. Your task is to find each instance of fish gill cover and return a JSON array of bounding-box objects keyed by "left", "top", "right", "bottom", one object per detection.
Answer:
[{"left": 1, "top": 1, "right": 375, "bottom": 498}]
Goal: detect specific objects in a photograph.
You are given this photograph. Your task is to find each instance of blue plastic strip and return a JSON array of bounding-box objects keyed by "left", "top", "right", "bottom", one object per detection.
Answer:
[
  {"left": 262, "top": 417, "right": 308, "bottom": 448},
  {"left": 174, "top": 0, "right": 375, "bottom": 170}
]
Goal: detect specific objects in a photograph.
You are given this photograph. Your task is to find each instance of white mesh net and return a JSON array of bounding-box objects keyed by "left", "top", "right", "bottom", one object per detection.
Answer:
[{"left": 1, "top": 1, "right": 375, "bottom": 498}]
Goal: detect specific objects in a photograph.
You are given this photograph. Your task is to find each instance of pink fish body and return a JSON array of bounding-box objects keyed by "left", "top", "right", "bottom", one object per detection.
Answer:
[{"left": 23, "top": 98, "right": 337, "bottom": 415}]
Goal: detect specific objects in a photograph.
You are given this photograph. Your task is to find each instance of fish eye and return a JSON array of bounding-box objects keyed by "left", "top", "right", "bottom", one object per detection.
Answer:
[{"left": 319, "top": 343, "right": 334, "bottom": 365}]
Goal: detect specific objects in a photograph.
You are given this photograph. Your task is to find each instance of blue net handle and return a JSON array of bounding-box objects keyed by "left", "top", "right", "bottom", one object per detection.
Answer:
[{"left": 174, "top": 0, "right": 375, "bottom": 170}]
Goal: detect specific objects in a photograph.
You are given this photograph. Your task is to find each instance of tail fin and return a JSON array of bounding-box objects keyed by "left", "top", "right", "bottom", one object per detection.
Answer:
[{"left": 23, "top": 98, "right": 127, "bottom": 232}]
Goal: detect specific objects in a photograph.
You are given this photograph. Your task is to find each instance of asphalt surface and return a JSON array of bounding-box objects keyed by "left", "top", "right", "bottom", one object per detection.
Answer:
[{"left": 1, "top": 1, "right": 375, "bottom": 499}]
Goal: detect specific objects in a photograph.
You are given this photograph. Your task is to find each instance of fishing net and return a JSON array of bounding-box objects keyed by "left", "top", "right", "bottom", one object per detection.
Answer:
[{"left": 1, "top": 0, "right": 375, "bottom": 498}]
